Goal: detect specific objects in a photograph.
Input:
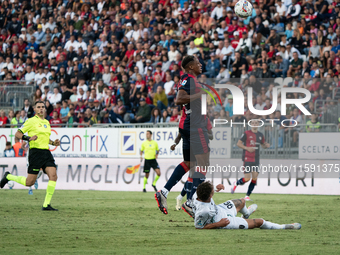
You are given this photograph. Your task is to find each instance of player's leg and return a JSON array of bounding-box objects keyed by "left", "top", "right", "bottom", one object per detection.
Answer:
[
  {"left": 155, "top": 130, "right": 191, "bottom": 214},
  {"left": 144, "top": 172, "right": 149, "bottom": 192},
  {"left": 231, "top": 198, "right": 258, "bottom": 219},
  {"left": 187, "top": 128, "right": 210, "bottom": 201},
  {"left": 42, "top": 166, "right": 58, "bottom": 211},
  {"left": 231, "top": 163, "right": 251, "bottom": 194},
  {"left": 245, "top": 218, "right": 301, "bottom": 230},
  {"left": 34, "top": 170, "right": 43, "bottom": 190},
  {"left": 187, "top": 152, "right": 209, "bottom": 201},
  {"left": 152, "top": 166, "right": 161, "bottom": 192},
  {"left": 176, "top": 176, "right": 193, "bottom": 210},
  {"left": 143, "top": 160, "right": 150, "bottom": 192},
  {"left": 246, "top": 170, "right": 259, "bottom": 199},
  {"left": 1, "top": 154, "right": 40, "bottom": 188}
]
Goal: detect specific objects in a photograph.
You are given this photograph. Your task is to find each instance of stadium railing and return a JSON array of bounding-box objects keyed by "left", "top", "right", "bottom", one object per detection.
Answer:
[
  {"left": 92, "top": 123, "right": 179, "bottom": 128},
  {"left": 2, "top": 123, "right": 89, "bottom": 128},
  {"left": 229, "top": 123, "right": 338, "bottom": 160},
  {"left": 332, "top": 87, "right": 340, "bottom": 100},
  {"left": 0, "top": 81, "right": 35, "bottom": 111},
  {"left": 313, "top": 99, "right": 339, "bottom": 124}
]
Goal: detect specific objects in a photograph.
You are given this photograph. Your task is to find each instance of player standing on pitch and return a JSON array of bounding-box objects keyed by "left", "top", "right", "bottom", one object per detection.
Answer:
[
  {"left": 0, "top": 101, "right": 60, "bottom": 211},
  {"left": 155, "top": 55, "right": 209, "bottom": 215},
  {"left": 231, "top": 119, "right": 270, "bottom": 200},
  {"left": 140, "top": 130, "right": 161, "bottom": 192}
]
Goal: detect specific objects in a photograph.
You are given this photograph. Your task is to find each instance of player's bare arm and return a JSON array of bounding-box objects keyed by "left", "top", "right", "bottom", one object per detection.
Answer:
[
  {"left": 15, "top": 130, "right": 38, "bottom": 141},
  {"left": 171, "top": 133, "right": 182, "bottom": 151},
  {"left": 261, "top": 142, "right": 270, "bottom": 148},
  {"left": 49, "top": 139, "right": 60, "bottom": 146},
  {"left": 215, "top": 184, "right": 225, "bottom": 192},
  {"left": 236, "top": 139, "right": 255, "bottom": 153},
  {"left": 200, "top": 218, "right": 230, "bottom": 229},
  {"left": 208, "top": 130, "right": 213, "bottom": 140},
  {"left": 175, "top": 89, "right": 205, "bottom": 105}
]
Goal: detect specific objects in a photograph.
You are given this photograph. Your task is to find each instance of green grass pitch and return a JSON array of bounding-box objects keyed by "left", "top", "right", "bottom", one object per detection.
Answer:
[{"left": 1, "top": 190, "right": 339, "bottom": 255}]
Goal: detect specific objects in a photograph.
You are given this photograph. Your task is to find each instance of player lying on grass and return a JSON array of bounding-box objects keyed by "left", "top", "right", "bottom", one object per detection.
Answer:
[{"left": 194, "top": 181, "right": 301, "bottom": 230}]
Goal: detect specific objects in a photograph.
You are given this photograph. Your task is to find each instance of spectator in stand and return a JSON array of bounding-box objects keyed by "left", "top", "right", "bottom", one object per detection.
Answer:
[
  {"left": 153, "top": 86, "right": 168, "bottom": 111},
  {"left": 11, "top": 111, "right": 20, "bottom": 127},
  {"left": 0, "top": 110, "right": 8, "bottom": 127},
  {"left": 22, "top": 99, "right": 34, "bottom": 118},
  {"left": 50, "top": 110, "right": 62, "bottom": 127},
  {"left": 130, "top": 98, "right": 151, "bottom": 123},
  {"left": 4, "top": 142, "right": 15, "bottom": 157},
  {"left": 49, "top": 87, "right": 62, "bottom": 106},
  {"left": 306, "top": 113, "right": 321, "bottom": 132},
  {"left": 160, "top": 109, "right": 170, "bottom": 123},
  {"left": 151, "top": 107, "right": 162, "bottom": 124},
  {"left": 12, "top": 137, "right": 25, "bottom": 157},
  {"left": 169, "top": 107, "right": 180, "bottom": 122},
  {"left": 287, "top": 52, "right": 303, "bottom": 77},
  {"left": 60, "top": 100, "right": 70, "bottom": 123},
  {"left": 89, "top": 109, "right": 101, "bottom": 126}
]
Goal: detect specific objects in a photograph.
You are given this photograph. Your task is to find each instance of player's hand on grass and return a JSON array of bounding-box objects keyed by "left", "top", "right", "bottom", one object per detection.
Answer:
[
  {"left": 215, "top": 184, "right": 225, "bottom": 192},
  {"left": 29, "top": 135, "right": 38, "bottom": 141},
  {"left": 217, "top": 218, "right": 230, "bottom": 228},
  {"left": 247, "top": 147, "right": 255, "bottom": 153},
  {"left": 54, "top": 139, "right": 60, "bottom": 146}
]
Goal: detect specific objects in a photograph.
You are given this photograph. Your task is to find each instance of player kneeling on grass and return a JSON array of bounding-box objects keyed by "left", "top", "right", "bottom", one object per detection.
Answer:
[{"left": 194, "top": 181, "right": 301, "bottom": 230}]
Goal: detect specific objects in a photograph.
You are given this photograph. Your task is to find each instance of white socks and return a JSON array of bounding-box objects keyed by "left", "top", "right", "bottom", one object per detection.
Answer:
[
  {"left": 239, "top": 205, "right": 250, "bottom": 218},
  {"left": 260, "top": 220, "right": 285, "bottom": 230},
  {"left": 161, "top": 188, "right": 169, "bottom": 198},
  {"left": 177, "top": 194, "right": 184, "bottom": 200}
]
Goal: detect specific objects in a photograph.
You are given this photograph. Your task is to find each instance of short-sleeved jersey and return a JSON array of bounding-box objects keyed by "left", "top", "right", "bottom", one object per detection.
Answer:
[
  {"left": 179, "top": 73, "right": 206, "bottom": 130},
  {"left": 193, "top": 195, "right": 234, "bottom": 229},
  {"left": 141, "top": 140, "right": 159, "bottom": 160},
  {"left": 240, "top": 130, "right": 265, "bottom": 163},
  {"left": 19, "top": 115, "right": 51, "bottom": 150}
]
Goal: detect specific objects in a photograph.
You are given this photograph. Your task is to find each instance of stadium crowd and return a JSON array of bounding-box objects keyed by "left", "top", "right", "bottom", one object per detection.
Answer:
[{"left": 0, "top": 0, "right": 340, "bottom": 130}]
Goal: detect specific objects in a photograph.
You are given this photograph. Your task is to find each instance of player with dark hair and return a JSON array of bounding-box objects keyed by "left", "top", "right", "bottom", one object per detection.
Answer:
[
  {"left": 231, "top": 119, "right": 270, "bottom": 200},
  {"left": 0, "top": 100, "right": 60, "bottom": 211},
  {"left": 155, "top": 55, "right": 209, "bottom": 215},
  {"left": 140, "top": 130, "right": 161, "bottom": 192},
  {"left": 194, "top": 181, "right": 301, "bottom": 230}
]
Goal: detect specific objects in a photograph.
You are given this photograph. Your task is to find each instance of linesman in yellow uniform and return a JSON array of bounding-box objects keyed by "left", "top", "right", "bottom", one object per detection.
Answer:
[
  {"left": 140, "top": 130, "right": 161, "bottom": 193},
  {"left": 0, "top": 101, "right": 60, "bottom": 211}
]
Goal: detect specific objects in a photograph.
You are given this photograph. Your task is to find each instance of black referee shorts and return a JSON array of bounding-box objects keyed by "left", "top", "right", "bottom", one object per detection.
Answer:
[
  {"left": 27, "top": 148, "right": 56, "bottom": 175},
  {"left": 143, "top": 159, "right": 160, "bottom": 173}
]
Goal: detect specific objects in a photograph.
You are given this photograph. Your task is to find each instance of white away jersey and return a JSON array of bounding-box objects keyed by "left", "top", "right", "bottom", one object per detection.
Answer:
[{"left": 193, "top": 194, "right": 247, "bottom": 229}]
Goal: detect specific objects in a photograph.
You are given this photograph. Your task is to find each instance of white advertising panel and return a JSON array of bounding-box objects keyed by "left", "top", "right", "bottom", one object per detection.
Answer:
[
  {"left": 118, "top": 127, "right": 231, "bottom": 159},
  {"left": 0, "top": 128, "right": 118, "bottom": 158},
  {"left": 1, "top": 158, "right": 339, "bottom": 195},
  {"left": 299, "top": 133, "right": 340, "bottom": 159}
]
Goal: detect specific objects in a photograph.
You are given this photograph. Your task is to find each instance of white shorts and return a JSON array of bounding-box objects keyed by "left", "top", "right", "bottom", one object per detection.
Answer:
[
  {"left": 218, "top": 200, "right": 249, "bottom": 230},
  {"left": 218, "top": 200, "right": 237, "bottom": 217}
]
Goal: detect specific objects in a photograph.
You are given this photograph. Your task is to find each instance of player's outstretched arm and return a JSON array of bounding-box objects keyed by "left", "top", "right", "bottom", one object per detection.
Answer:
[{"left": 200, "top": 218, "right": 230, "bottom": 229}]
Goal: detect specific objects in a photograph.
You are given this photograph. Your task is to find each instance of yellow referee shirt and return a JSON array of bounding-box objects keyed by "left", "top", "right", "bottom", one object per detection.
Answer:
[
  {"left": 141, "top": 140, "right": 159, "bottom": 160},
  {"left": 19, "top": 115, "right": 51, "bottom": 150}
]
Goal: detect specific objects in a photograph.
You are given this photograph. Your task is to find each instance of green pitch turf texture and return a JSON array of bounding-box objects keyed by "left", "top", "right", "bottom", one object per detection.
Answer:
[{"left": 1, "top": 190, "right": 339, "bottom": 255}]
